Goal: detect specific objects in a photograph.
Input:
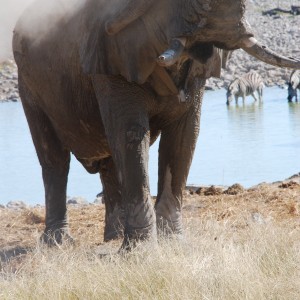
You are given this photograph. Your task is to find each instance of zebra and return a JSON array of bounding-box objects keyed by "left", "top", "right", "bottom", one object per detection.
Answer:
[
  {"left": 287, "top": 70, "right": 300, "bottom": 102},
  {"left": 226, "top": 71, "right": 264, "bottom": 105},
  {"left": 288, "top": 82, "right": 298, "bottom": 102}
]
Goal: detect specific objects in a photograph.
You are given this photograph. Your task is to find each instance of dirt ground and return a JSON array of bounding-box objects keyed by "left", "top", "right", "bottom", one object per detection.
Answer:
[{"left": 1, "top": 175, "right": 300, "bottom": 265}]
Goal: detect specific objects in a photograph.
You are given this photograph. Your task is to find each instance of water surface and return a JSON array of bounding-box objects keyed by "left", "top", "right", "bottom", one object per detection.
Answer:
[{"left": 1, "top": 87, "right": 299, "bottom": 205}]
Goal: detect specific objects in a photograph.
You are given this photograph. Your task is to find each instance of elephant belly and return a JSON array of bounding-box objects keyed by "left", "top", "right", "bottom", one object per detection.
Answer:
[
  {"left": 46, "top": 92, "right": 112, "bottom": 167},
  {"left": 56, "top": 117, "right": 111, "bottom": 164},
  {"left": 23, "top": 68, "right": 112, "bottom": 171}
]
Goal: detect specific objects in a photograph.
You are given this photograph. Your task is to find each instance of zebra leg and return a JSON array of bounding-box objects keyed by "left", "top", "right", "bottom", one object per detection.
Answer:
[
  {"left": 259, "top": 88, "right": 263, "bottom": 101},
  {"left": 251, "top": 92, "right": 258, "bottom": 102}
]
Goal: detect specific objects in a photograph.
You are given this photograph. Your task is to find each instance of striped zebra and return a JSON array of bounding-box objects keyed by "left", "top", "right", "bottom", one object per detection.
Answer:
[
  {"left": 287, "top": 70, "right": 300, "bottom": 102},
  {"left": 288, "top": 82, "right": 298, "bottom": 102},
  {"left": 226, "top": 71, "right": 264, "bottom": 105}
]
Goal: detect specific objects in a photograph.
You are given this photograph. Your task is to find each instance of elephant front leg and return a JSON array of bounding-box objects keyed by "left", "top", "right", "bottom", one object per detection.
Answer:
[
  {"left": 41, "top": 165, "right": 72, "bottom": 245},
  {"left": 35, "top": 126, "right": 71, "bottom": 245},
  {"left": 99, "top": 157, "right": 125, "bottom": 242},
  {"left": 93, "top": 76, "right": 156, "bottom": 250},
  {"left": 19, "top": 81, "right": 71, "bottom": 245},
  {"left": 155, "top": 81, "right": 204, "bottom": 236}
]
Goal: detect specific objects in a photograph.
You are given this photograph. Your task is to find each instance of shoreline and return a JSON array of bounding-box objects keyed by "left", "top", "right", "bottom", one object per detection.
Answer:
[{"left": 1, "top": 173, "right": 300, "bottom": 209}]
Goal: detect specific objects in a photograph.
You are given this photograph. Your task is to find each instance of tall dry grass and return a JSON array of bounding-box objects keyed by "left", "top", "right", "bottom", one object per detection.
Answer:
[{"left": 1, "top": 219, "right": 299, "bottom": 300}]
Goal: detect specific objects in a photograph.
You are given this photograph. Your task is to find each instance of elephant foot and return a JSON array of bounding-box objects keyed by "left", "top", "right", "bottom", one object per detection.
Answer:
[
  {"left": 104, "top": 206, "right": 125, "bottom": 242},
  {"left": 119, "top": 223, "right": 157, "bottom": 252},
  {"left": 104, "top": 226, "right": 124, "bottom": 242},
  {"left": 155, "top": 198, "right": 183, "bottom": 236},
  {"left": 156, "top": 213, "right": 183, "bottom": 237},
  {"left": 40, "top": 227, "right": 74, "bottom": 246},
  {"left": 117, "top": 198, "right": 156, "bottom": 251}
]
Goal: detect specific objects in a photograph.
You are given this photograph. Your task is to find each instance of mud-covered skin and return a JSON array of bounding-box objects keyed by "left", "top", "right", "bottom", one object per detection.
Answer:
[{"left": 13, "top": 0, "right": 300, "bottom": 250}]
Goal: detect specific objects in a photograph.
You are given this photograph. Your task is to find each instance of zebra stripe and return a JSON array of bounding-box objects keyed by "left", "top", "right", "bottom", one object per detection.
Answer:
[
  {"left": 290, "top": 70, "right": 300, "bottom": 90},
  {"left": 226, "top": 71, "right": 264, "bottom": 104},
  {"left": 288, "top": 70, "right": 300, "bottom": 102}
]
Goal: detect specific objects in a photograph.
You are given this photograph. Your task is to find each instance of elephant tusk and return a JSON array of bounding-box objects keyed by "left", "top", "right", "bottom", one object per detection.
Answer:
[
  {"left": 242, "top": 37, "right": 300, "bottom": 69},
  {"left": 157, "top": 38, "right": 186, "bottom": 67}
]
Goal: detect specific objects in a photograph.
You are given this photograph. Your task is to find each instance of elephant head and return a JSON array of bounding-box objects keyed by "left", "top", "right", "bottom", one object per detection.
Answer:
[
  {"left": 81, "top": 0, "right": 300, "bottom": 88},
  {"left": 109, "top": 0, "right": 300, "bottom": 67}
]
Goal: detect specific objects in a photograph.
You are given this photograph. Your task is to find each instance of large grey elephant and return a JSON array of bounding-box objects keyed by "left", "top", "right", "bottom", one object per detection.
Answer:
[{"left": 13, "top": 0, "right": 300, "bottom": 249}]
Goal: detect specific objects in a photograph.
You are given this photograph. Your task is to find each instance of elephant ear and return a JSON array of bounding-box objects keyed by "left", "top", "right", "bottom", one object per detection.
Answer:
[
  {"left": 79, "top": 1, "right": 226, "bottom": 85},
  {"left": 79, "top": 2, "right": 160, "bottom": 84},
  {"left": 79, "top": 0, "right": 196, "bottom": 84}
]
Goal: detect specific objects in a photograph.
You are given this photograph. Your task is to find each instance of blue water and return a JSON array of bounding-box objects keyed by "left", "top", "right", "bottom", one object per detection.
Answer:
[{"left": 1, "top": 87, "right": 300, "bottom": 205}]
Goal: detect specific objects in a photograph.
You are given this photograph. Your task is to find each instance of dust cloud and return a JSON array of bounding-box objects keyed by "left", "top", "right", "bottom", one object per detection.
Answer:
[
  {"left": 0, "top": 0, "right": 34, "bottom": 61},
  {"left": 0, "top": 0, "right": 88, "bottom": 62}
]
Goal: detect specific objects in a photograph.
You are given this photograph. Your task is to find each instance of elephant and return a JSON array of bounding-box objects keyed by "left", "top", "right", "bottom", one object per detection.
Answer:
[{"left": 12, "top": 0, "right": 300, "bottom": 249}]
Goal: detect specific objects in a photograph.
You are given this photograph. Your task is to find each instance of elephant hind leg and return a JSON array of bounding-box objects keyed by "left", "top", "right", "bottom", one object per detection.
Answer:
[
  {"left": 99, "top": 157, "right": 125, "bottom": 242},
  {"left": 19, "top": 78, "right": 71, "bottom": 245},
  {"left": 155, "top": 79, "right": 204, "bottom": 236}
]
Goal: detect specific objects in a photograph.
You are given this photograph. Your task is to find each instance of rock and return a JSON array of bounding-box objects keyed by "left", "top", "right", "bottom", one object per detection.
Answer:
[
  {"left": 224, "top": 183, "right": 245, "bottom": 195},
  {"left": 6, "top": 200, "right": 28, "bottom": 210},
  {"left": 287, "top": 173, "right": 300, "bottom": 180},
  {"left": 67, "top": 196, "right": 88, "bottom": 205},
  {"left": 196, "top": 185, "right": 223, "bottom": 196},
  {"left": 0, "top": 204, "right": 5, "bottom": 209},
  {"left": 94, "top": 195, "right": 104, "bottom": 205},
  {"left": 278, "top": 181, "right": 300, "bottom": 189},
  {"left": 251, "top": 212, "right": 266, "bottom": 225},
  {"left": 34, "top": 204, "right": 44, "bottom": 208}
]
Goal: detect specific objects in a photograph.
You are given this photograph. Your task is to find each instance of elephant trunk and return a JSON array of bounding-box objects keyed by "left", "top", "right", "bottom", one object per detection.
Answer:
[{"left": 242, "top": 37, "right": 300, "bottom": 69}]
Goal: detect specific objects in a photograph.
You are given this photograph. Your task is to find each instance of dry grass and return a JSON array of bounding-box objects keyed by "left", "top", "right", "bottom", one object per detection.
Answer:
[{"left": 1, "top": 179, "right": 300, "bottom": 299}]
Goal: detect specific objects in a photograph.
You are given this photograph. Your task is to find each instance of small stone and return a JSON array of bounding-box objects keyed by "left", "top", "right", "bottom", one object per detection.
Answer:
[
  {"left": 224, "top": 183, "right": 244, "bottom": 195},
  {"left": 204, "top": 186, "right": 223, "bottom": 196},
  {"left": 278, "top": 181, "right": 299, "bottom": 189},
  {"left": 7, "top": 200, "right": 28, "bottom": 210},
  {"left": 67, "top": 196, "right": 88, "bottom": 205},
  {"left": 251, "top": 212, "right": 266, "bottom": 225},
  {"left": 94, "top": 196, "right": 104, "bottom": 205}
]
